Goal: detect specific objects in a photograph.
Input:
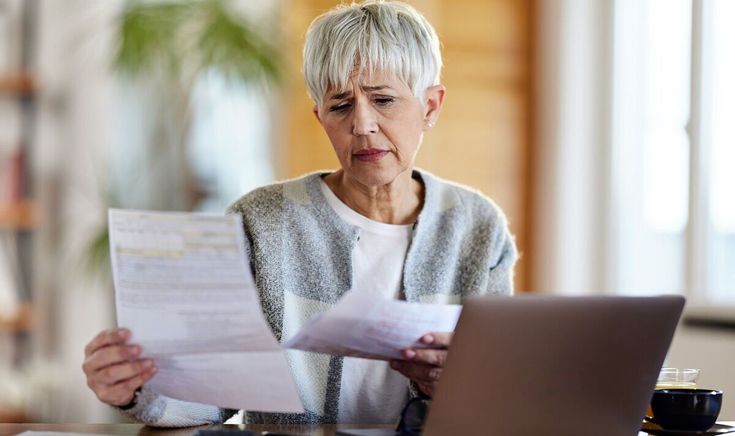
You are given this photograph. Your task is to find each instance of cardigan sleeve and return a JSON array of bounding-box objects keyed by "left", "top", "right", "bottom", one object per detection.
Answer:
[
  {"left": 116, "top": 386, "right": 239, "bottom": 427},
  {"left": 486, "top": 223, "right": 518, "bottom": 296}
]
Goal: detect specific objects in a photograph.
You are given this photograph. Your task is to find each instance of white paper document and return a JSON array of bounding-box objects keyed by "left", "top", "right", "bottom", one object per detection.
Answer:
[
  {"left": 109, "top": 209, "right": 303, "bottom": 413},
  {"left": 284, "top": 291, "right": 463, "bottom": 360}
]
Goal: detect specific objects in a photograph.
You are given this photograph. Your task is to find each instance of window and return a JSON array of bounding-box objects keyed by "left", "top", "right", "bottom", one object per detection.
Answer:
[
  {"left": 112, "top": 73, "right": 274, "bottom": 215},
  {"left": 705, "top": 0, "right": 735, "bottom": 303},
  {"left": 611, "top": 0, "right": 735, "bottom": 303},
  {"left": 188, "top": 72, "right": 275, "bottom": 212}
]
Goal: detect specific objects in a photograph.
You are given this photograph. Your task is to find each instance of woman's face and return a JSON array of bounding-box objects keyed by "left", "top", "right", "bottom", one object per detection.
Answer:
[{"left": 314, "top": 71, "right": 444, "bottom": 188}]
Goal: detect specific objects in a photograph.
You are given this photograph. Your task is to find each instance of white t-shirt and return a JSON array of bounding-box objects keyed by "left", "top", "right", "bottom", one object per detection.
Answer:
[{"left": 320, "top": 179, "right": 412, "bottom": 424}]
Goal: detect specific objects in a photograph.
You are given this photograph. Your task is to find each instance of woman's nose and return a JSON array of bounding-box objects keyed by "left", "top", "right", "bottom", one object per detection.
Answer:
[{"left": 352, "top": 99, "right": 379, "bottom": 136}]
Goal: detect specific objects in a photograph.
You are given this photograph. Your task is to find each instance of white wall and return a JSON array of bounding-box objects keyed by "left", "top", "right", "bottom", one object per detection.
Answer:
[
  {"left": 533, "top": 0, "right": 613, "bottom": 295},
  {"left": 34, "top": 0, "right": 124, "bottom": 422}
]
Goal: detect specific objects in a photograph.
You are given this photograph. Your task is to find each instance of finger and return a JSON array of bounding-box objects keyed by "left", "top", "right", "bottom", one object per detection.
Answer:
[
  {"left": 417, "top": 381, "right": 435, "bottom": 398},
  {"left": 96, "top": 366, "right": 157, "bottom": 406},
  {"left": 403, "top": 362, "right": 442, "bottom": 384},
  {"left": 84, "top": 328, "right": 130, "bottom": 357},
  {"left": 403, "top": 348, "right": 448, "bottom": 367},
  {"left": 83, "top": 344, "right": 142, "bottom": 374},
  {"left": 390, "top": 360, "right": 443, "bottom": 384},
  {"left": 94, "top": 359, "right": 155, "bottom": 385},
  {"left": 420, "top": 332, "right": 453, "bottom": 348}
]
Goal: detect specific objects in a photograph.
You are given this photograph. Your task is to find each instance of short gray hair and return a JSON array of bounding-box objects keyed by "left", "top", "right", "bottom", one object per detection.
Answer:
[{"left": 303, "top": 0, "right": 442, "bottom": 105}]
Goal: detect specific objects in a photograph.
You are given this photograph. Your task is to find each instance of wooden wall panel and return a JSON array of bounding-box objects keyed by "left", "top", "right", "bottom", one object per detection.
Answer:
[
  {"left": 279, "top": 0, "right": 341, "bottom": 177},
  {"left": 279, "top": 0, "right": 533, "bottom": 291}
]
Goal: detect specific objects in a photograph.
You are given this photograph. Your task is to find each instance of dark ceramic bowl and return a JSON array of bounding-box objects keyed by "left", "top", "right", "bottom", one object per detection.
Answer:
[{"left": 650, "top": 389, "right": 723, "bottom": 431}]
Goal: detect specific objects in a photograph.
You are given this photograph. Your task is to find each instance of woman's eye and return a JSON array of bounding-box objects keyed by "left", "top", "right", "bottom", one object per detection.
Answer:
[
  {"left": 329, "top": 103, "right": 351, "bottom": 113},
  {"left": 374, "top": 97, "right": 395, "bottom": 106}
]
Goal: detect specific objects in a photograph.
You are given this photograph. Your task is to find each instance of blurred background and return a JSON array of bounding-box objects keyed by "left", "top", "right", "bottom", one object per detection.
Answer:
[{"left": 0, "top": 0, "right": 733, "bottom": 423}]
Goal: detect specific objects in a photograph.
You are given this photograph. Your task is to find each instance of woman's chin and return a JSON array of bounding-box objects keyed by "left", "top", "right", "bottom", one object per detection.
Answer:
[{"left": 345, "top": 166, "right": 404, "bottom": 188}]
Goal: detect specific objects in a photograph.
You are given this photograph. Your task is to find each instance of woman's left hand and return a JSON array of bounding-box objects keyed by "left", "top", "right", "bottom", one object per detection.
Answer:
[{"left": 390, "top": 332, "right": 452, "bottom": 398}]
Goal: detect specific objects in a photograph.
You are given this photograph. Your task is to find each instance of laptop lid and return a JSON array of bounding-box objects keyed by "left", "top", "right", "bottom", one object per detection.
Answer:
[{"left": 423, "top": 295, "right": 685, "bottom": 436}]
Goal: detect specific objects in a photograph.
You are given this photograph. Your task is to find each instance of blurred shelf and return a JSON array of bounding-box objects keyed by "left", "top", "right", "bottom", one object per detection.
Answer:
[
  {"left": 0, "top": 304, "right": 34, "bottom": 333},
  {"left": 0, "top": 72, "right": 37, "bottom": 97},
  {"left": 0, "top": 405, "right": 28, "bottom": 423},
  {"left": 0, "top": 201, "right": 37, "bottom": 231}
]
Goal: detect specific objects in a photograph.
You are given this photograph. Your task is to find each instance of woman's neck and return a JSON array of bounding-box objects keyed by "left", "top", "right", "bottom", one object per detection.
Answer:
[{"left": 323, "top": 169, "right": 424, "bottom": 225}]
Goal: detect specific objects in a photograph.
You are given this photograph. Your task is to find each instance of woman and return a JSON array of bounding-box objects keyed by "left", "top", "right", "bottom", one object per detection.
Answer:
[{"left": 82, "top": 0, "right": 517, "bottom": 427}]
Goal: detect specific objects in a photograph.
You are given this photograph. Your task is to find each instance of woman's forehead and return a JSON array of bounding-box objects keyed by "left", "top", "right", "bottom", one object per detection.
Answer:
[{"left": 325, "top": 70, "right": 410, "bottom": 97}]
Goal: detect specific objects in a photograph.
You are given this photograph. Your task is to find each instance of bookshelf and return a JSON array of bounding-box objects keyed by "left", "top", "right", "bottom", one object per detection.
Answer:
[
  {"left": 0, "top": 0, "right": 39, "bottom": 424},
  {"left": 0, "top": 303, "right": 33, "bottom": 332},
  {"left": 0, "top": 406, "right": 26, "bottom": 423},
  {"left": 0, "top": 300, "right": 33, "bottom": 425},
  {"left": 0, "top": 72, "right": 37, "bottom": 96},
  {"left": 0, "top": 200, "right": 37, "bottom": 231}
]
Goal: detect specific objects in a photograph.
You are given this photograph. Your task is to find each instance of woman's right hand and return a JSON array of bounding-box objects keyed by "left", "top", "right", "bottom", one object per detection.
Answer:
[{"left": 82, "top": 328, "right": 158, "bottom": 406}]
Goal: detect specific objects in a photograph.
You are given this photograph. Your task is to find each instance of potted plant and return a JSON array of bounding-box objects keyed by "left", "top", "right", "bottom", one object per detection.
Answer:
[{"left": 86, "top": 0, "right": 280, "bottom": 273}]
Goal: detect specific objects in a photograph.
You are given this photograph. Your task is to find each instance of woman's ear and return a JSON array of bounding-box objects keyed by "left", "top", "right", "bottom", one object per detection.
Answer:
[
  {"left": 423, "top": 85, "right": 446, "bottom": 130},
  {"left": 313, "top": 105, "right": 322, "bottom": 124}
]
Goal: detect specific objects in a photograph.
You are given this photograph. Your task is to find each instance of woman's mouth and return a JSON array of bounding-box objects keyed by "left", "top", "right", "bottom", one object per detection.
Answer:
[{"left": 353, "top": 148, "right": 389, "bottom": 162}]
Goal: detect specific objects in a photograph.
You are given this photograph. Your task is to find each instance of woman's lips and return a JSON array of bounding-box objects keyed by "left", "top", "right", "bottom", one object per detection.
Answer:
[{"left": 353, "top": 148, "right": 389, "bottom": 162}]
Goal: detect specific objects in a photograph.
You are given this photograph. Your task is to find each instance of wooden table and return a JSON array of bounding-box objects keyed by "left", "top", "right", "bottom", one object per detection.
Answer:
[{"left": 2, "top": 422, "right": 734, "bottom": 436}]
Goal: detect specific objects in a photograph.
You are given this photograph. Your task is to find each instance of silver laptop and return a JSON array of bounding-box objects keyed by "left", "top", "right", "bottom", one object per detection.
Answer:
[{"left": 423, "top": 295, "right": 685, "bottom": 436}]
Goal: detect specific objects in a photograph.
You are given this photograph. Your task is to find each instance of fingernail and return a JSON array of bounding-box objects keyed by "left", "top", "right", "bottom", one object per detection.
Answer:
[
  {"left": 404, "top": 350, "right": 416, "bottom": 359},
  {"left": 142, "top": 360, "right": 153, "bottom": 368},
  {"left": 422, "top": 334, "right": 434, "bottom": 344},
  {"left": 129, "top": 346, "right": 141, "bottom": 355},
  {"left": 118, "top": 329, "right": 129, "bottom": 340}
]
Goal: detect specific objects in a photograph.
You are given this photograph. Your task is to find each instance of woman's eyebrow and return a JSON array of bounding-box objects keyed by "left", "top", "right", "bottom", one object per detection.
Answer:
[
  {"left": 328, "top": 85, "right": 391, "bottom": 100},
  {"left": 329, "top": 91, "right": 352, "bottom": 100},
  {"left": 361, "top": 85, "right": 390, "bottom": 92}
]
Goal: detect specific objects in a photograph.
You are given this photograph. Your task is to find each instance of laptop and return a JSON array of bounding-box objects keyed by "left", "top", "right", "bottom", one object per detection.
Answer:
[
  {"left": 422, "top": 295, "right": 685, "bottom": 436},
  {"left": 337, "top": 295, "right": 684, "bottom": 436}
]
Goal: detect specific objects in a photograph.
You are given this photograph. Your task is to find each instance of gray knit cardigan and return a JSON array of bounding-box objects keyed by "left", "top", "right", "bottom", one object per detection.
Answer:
[{"left": 120, "top": 169, "right": 518, "bottom": 427}]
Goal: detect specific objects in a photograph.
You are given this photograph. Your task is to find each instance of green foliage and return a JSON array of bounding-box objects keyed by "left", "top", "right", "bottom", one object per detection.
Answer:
[
  {"left": 114, "top": 0, "right": 280, "bottom": 83},
  {"left": 114, "top": 2, "right": 189, "bottom": 76},
  {"left": 85, "top": 0, "right": 281, "bottom": 280},
  {"left": 83, "top": 187, "right": 120, "bottom": 278},
  {"left": 84, "top": 225, "right": 111, "bottom": 278}
]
